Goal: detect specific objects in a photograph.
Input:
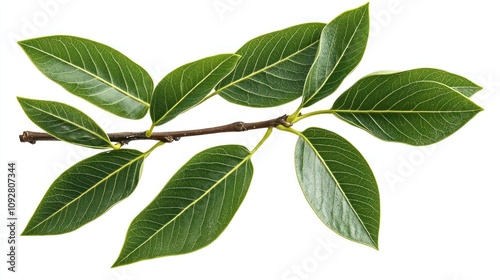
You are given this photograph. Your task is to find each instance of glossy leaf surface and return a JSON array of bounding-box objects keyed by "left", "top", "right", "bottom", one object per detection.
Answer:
[
  {"left": 19, "top": 36, "right": 153, "bottom": 119},
  {"left": 22, "top": 149, "right": 145, "bottom": 235},
  {"left": 295, "top": 127, "right": 380, "bottom": 248},
  {"left": 18, "top": 97, "right": 114, "bottom": 149},
  {"left": 332, "top": 68, "right": 483, "bottom": 145},
  {"left": 302, "top": 3, "right": 369, "bottom": 107},
  {"left": 374, "top": 68, "right": 482, "bottom": 97},
  {"left": 114, "top": 145, "right": 253, "bottom": 267},
  {"left": 216, "top": 23, "right": 325, "bottom": 107},
  {"left": 150, "top": 54, "right": 240, "bottom": 128}
]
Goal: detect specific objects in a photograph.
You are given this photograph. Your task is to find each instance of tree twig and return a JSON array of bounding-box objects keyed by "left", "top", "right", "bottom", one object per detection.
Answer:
[{"left": 19, "top": 115, "right": 291, "bottom": 145}]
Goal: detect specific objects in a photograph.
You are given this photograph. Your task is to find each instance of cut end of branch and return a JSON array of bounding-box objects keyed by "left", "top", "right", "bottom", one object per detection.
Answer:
[{"left": 20, "top": 131, "right": 43, "bottom": 144}]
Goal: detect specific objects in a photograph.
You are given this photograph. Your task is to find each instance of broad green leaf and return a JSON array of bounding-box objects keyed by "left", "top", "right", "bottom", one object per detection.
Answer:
[
  {"left": 113, "top": 145, "right": 253, "bottom": 267},
  {"left": 367, "top": 68, "right": 482, "bottom": 97},
  {"left": 215, "top": 23, "right": 325, "bottom": 107},
  {"left": 295, "top": 127, "right": 380, "bottom": 248},
  {"left": 150, "top": 54, "right": 240, "bottom": 128},
  {"left": 18, "top": 36, "right": 154, "bottom": 119},
  {"left": 17, "top": 97, "right": 115, "bottom": 149},
  {"left": 332, "top": 68, "right": 483, "bottom": 145},
  {"left": 22, "top": 149, "right": 145, "bottom": 235},
  {"left": 301, "top": 3, "right": 370, "bottom": 107}
]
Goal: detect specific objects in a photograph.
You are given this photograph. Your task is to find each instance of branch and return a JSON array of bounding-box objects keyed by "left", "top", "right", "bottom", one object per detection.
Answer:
[{"left": 20, "top": 115, "right": 291, "bottom": 145}]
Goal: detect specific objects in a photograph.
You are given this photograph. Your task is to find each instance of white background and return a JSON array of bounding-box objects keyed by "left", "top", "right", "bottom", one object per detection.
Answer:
[{"left": 1, "top": 0, "right": 499, "bottom": 279}]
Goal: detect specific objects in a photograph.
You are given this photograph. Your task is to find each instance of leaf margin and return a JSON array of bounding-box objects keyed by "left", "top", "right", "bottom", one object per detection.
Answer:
[
  {"left": 331, "top": 68, "right": 484, "bottom": 145},
  {"left": 113, "top": 144, "right": 254, "bottom": 267},
  {"left": 21, "top": 149, "right": 147, "bottom": 235},
  {"left": 18, "top": 35, "right": 154, "bottom": 119},
  {"left": 17, "top": 96, "right": 116, "bottom": 149},
  {"left": 149, "top": 53, "right": 241, "bottom": 130},
  {"left": 215, "top": 22, "right": 326, "bottom": 107},
  {"left": 301, "top": 2, "right": 370, "bottom": 108},
  {"left": 293, "top": 126, "right": 380, "bottom": 249}
]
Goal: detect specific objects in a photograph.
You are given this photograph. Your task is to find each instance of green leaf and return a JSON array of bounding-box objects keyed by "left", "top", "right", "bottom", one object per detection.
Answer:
[
  {"left": 113, "top": 145, "right": 253, "bottom": 267},
  {"left": 17, "top": 97, "right": 115, "bottom": 149},
  {"left": 18, "top": 35, "right": 154, "bottom": 119},
  {"left": 331, "top": 68, "right": 483, "bottom": 145},
  {"left": 215, "top": 23, "right": 325, "bottom": 107},
  {"left": 150, "top": 54, "right": 240, "bottom": 128},
  {"left": 22, "top": 149, "right": 145, "bottom": 235},
  {"left": 301, "top": 3, "right": 370, "bottom": 107},
  {"left": 295, "top": 127, "right": 380, "bottom": 249}
]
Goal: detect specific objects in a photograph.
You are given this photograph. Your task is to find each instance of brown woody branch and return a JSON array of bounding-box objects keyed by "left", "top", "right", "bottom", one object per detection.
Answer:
[{"left": 20, "top": 115, "right": 291, "bottom": 145}]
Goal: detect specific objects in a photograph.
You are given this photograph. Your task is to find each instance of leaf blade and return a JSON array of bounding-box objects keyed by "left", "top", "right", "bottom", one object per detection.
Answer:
[
  {"left": 295, "top": 127, "right": 380, "bottom": 248},
  {"left": 18, "top": 35, "right": 154, "bottom": 119},
  {"left": 216, "top": 23, "right": 325, "bottom": 107},
  {"left": 332, "top": 68, "right": 483, "bottom": 145},
  {"left": 114, "top": 145, "right": 253, "bottom": 267},
  {"left": 150, "top": 54, "right": 240, "bottom": 127},
  {"left": 302, "top": 3, "right": 370, "bottom": 107},
  {"left": 22, "top": 149, "right": 145, "bottom": 235},
  {"left": 17, "top": 97, "right": 114, "bottom": 149},
  {"left": 365, "top": 68, "right": 482, "bottom": 97}
]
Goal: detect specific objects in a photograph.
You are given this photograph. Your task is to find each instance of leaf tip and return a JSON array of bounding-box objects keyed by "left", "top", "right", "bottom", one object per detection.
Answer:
[
  {"left": 16, "top": 96, "right": 30, "bottom": 108},
  {"left": 111, "top": 260, "right": 123, "bottom": 268},
  {"left": 469, "top": 98, "right": 484, "bottom": 113},
  {"left": 17, "top": 39, "right": 29, "bottom": 47},
  {"left": 359, "top": 235, "right": 379, "bottom": 250},
  {"left": 112, "top": 253, "right": 133, "bottom": 268},
  {"left": 20, "top": 226, "right": 34, "bottom": 236},
  {"left": 354, "top": 2, "right": 370, "bottom": 12}
]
